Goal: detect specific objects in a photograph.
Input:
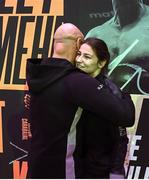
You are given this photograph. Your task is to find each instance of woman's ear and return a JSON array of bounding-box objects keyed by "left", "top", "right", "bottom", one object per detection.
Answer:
[{"left": 98, "top": 60, "right": 107, "bottom": 68}]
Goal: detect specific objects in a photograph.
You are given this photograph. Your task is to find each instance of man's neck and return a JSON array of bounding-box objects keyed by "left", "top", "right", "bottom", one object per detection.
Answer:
[{"left": 52, "top": 54, "right": 74, "bottom": 65}]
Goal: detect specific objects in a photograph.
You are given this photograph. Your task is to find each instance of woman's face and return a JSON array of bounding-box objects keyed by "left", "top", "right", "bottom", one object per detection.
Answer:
[{"left": 75, "top": 43, "right": 100, "bottom": 77}]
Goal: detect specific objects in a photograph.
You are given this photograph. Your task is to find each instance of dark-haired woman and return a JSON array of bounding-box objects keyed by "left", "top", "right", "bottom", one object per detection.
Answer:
[{"left": 74, "top": 38, "right": 134, "bottom": 179}]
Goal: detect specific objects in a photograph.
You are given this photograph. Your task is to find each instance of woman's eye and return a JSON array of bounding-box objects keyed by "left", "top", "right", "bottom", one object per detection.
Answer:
[{"left": 85, "top": 55, "right": 91, "bottom": 59}]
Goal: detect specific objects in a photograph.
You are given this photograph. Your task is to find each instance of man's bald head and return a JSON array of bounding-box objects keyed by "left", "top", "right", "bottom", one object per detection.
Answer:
[
  {"left": 53, "top": 23, "right": 84, "bottom": 64},
  {"left": 54, "top": 23, "right": 84, "bottom": 41}
]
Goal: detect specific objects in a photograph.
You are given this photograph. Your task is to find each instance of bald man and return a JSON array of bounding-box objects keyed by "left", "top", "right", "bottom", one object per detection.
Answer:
[{"left": 26, "top": 23, "right": 135, "bottom": 178}]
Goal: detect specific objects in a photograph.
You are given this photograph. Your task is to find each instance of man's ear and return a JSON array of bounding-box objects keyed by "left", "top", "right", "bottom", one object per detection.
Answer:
[
  {"left": 76, "top": 38, "right": 83, "bottom": 50},
  {"left": 98, "top": 60, "right": 107, "bottom": 68}
]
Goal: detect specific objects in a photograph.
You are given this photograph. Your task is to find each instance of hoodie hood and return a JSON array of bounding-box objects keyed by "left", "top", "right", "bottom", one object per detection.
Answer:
[{"left": 26, "top": 58, "right": 76, "bottom": 93}]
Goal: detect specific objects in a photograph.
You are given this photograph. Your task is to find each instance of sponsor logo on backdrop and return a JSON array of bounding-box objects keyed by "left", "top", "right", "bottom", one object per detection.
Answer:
[{"left": 89, "top": 10, "right": 114, "bottom": 19}]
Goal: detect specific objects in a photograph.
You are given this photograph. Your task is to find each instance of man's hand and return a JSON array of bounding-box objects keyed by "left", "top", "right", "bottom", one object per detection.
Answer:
[{"left": 105, "top": 78, "right": 122, "bottom": 98}]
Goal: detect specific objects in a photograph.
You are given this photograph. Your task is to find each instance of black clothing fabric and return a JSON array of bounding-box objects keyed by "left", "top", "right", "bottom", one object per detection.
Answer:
[
  {"left": 26, "top": 58, "right": 135, "bottom": 178},
  {"left": 74, "top": 74, "right": 131, "bottom": 179}
]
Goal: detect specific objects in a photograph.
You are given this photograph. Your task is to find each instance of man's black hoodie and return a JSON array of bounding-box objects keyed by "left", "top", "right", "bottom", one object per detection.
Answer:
[{"left": 26, "top": 58, "right": 135, "bottom": 178}]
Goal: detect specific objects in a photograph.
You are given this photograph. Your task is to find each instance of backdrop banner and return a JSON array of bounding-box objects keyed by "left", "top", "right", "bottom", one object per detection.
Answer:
[{"left": 0, "top": 0, "right": 149, "bottom": 178}]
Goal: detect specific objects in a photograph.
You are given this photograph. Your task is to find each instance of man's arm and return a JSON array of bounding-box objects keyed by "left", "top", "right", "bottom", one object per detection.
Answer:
[{"left": 65, "top": 72, "right": 135, "bottom": 127}]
